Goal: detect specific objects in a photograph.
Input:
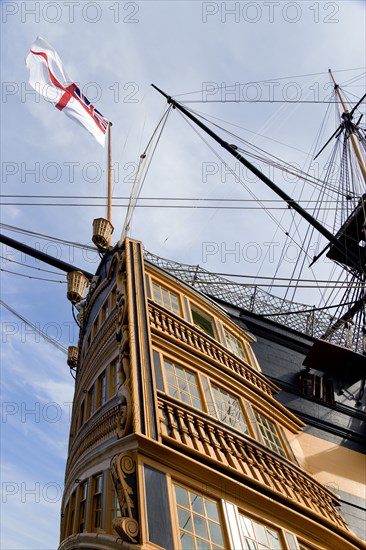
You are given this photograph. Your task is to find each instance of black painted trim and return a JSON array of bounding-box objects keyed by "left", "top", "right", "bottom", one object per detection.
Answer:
[
  {"left": 129, "top": 242, "right": 146, "bottom": 435},
  {"left": 136, "top": 243, "right": 158, "bottom": 440}
]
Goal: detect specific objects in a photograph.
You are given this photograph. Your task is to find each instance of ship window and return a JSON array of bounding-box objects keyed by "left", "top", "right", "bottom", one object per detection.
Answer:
[
  {"left": 87, "top": 384, "right": 95, "bottom": 418},
  {"left": 112, "top": 488, "right": 121, "bottom": 520},
  {"left": 239, "top": 513, "right": 285, "bottom": 549},
  {"left": 110, "top": 286, "right": 117, "bottom": 310},
  {"left": 92, "top": 473, "right": 103, "bottom": 530},
  {"left": 254, "top": 411, "right": 287, "bottom": 458},
  {"left": 173, "top": 484, "right": 225, "bottom": 550},
  {"left": 67, "top": 491, "right": 76, "bottom": 536},
  {"left": 163, "top": 359, "right": 202, "bottom": 410},
  {"left": 110, "top": 358, "right": 121, "bottom": 396},
  {"left": 191, "top": 305, "right": 216, "bottom": 339},
  {"left": 246, "top": 344, "right": 260, "bottom": 371},
  {"left": 78, "top": 481, "right": 88, "bottom": 532},
  {"left": 78, "top": 400, "right": 85, "bottom": 430},
  {"left": 85, "top": 333, "right": 91, "bottom": 354},
  {"left": 97, "top": 372, "right": 107, "bottom": 408},
  {"left": 209, "top": 384, "right": 248, "bottom": 434},
  {"left": 92, "top": 318, "right": 98, "bottom": 338},
  {"left": 224, "top": 330, "right": 246, "bottom": 361},
  {"left": 152, "top": 281, "right": 181, "bottom": 316},
  {"left": 300, "top": 372, "right": 334, "bottom": 404}
]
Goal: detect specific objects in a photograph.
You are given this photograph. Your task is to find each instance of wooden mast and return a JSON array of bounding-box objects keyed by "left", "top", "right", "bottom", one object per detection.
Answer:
[
  {"left": 151, "top": 84, "right": 364, "bottom": 273},
  {"left": 107, "top": 122, "right": 113, "bottom": 245},
  {"left": 328, "top": 69, "right": 366, "bottom": 185}
]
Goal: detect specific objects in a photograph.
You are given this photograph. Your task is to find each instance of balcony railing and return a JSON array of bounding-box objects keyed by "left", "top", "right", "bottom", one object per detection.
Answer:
[
  {"left": 77, "top": 310, "right": 117, "bottom": 383},
  {"left": 66, "top": 404, "right": 119, "bottom": 478},
  {"left": 157, "top": 395, "right": 349, "bottom": 532},
  {"left": 145, "top": 250, "right": 363, "bottom": 353},
  {"left": 148, "top": 301, "right": 276, "bottom": 397}
]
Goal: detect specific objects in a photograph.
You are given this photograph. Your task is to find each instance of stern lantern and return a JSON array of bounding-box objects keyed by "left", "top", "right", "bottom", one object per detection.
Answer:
[
  {"left": 67, "top": 271, "right": 89, "bottom": 304},
  {"left": 92, "top": 218, "right": 114, "bottom": 249}
]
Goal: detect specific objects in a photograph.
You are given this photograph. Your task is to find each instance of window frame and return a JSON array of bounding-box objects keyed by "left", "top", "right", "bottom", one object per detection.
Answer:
[
  {"left": 97, "top": 371, "right": 107, "bottom": 409},
  {"left": 87, "top": 383, "right": 95, "bottom": 419},
  {"left": 253, "top": 409, "right": 289, "bottom": 459},
  {"left": 151, "top": 279, "right": 182, "bottom": 316},
  {"left": 92, "top": 473, "right": 104, "bottom": 532},
  {"left": 299, "top": 372, "right": 334, "bottom": 404},
  {"left": 223, "top": 328, "right": 248, "bottom": 361},
  {"left": 78, "top": 480, "right": 88, "bottom": 533},
  {"left": 162, "top": 357, "right": 204, "bottom": 411},
  {"left": 190, "top": 303, "right": 217, "bottom": 339},
  {"left": 109, "top": 357, "right": 121, "bottom": 397},
  {"left": 208, "top": 382, "right": 249, "bottom": 436},
  {"left": 172, "top": 482, "right": 227, "bottom": 550}
]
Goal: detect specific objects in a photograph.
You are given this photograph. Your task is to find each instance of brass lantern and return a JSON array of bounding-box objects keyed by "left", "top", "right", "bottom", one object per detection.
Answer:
[
  {"left": 67, "top": 271, "right": 89, "bottom": 304},
  {"left": 92, "top": 218, "right": 114, "bottom": 249}
]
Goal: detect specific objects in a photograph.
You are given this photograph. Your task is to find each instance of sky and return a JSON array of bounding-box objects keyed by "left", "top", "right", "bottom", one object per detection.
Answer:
[{"left": 0, "top": 1, "right": 365, "bottom": 548}]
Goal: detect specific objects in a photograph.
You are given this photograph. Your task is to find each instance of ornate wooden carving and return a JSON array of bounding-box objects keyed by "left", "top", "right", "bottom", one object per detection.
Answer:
[
  {"left": 66, "top": 404, "right": 119, "bottom": 478},
  {"left": 115, "top": 252, "right": 133, "bottom": 438},
  {"left": 157, "top": 396, "right": 349, "bottom": 532},
  {"left": 110, "top": 452, "right": 139, "bottom": 543},
  {"left": 149, "top": 302, "right": 276, "bottom": 396}
]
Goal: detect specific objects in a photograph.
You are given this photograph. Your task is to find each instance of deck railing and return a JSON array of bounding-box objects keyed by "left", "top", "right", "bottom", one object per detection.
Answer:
[
  {"left": 148, "top": 301, "right": 276, "bottom": 397},
  {"left": 145, "top": 250, "right": 363, "bottom": 353},
  {"left": 157, "top": 395, "right": 349, "bottom": 532}
]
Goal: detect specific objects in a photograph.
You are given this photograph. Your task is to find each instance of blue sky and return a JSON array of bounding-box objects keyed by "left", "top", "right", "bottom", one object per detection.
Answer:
[{"left": 1, "top": 1, "right": 365, "bottom": 548}]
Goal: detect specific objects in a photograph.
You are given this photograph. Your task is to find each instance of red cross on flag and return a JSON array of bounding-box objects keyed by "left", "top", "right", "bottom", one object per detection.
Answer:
[{"left": 26, "top": 37, "right": 109, "bottom": 147}]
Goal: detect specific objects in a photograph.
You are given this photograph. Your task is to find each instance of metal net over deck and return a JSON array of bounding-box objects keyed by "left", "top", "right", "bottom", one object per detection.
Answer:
[{"left": 144, "top": 250, "right": 364, "bottom": 355}]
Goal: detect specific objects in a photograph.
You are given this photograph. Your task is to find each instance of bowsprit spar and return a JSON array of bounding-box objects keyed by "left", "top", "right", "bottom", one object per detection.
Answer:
[{"left": 150, "top": 69, "right": 366, "bottom": 393}]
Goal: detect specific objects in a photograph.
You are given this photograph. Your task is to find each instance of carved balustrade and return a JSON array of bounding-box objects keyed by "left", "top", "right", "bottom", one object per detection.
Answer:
[
  {"left": 148, "top": 302, "right": 276, "bottom": 397},
  {"left": 77, "top": 310, "right": 118, "bottom": 383},
  {"left": 66, "top": 404, "right": 119, "bottom": 478},
  {"left": 157, "top": 396, "right": 349, "bottom": 532}
]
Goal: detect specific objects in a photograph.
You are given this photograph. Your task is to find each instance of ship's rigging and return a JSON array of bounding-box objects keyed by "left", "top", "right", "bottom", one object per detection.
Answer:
[{"left": 1, "top": 70, "right": 365, "bottom": 358}]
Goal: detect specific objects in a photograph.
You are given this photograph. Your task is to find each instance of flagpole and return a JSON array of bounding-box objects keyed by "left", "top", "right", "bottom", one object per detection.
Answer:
[{"left": 107, "top": 122, "right": 113, "bottom": 245}]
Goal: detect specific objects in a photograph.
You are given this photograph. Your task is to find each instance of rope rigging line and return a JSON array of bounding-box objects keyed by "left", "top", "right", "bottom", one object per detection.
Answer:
[
  {"left": 173, "top": 68, "right": 366, "bottom": 98},
  {"left": 0, "top": 267, "right": 67, "bottom": 283},
  {"left": 0, "top": 255, "right": 65, "bottom": 276},
  {"left": 120, "top": 105, "right": 173, "bottom": 241},
  {"left": 1, "top": 203, "right": 344, "bottom": 211},
  {"left": 0, "top": 222, "right": 96, "bottom": 251},
  {"left": 0, "top": 299, "right": 68, "bottom": 354},
  {"left": 174, "top": 109, "right": 345, "bottom": 270},
  {"left": 175, "top": 102, "right": 354, "bottom": 200},
  {"left": 175, "top": 109, "right": 288, "bottom": 230}
]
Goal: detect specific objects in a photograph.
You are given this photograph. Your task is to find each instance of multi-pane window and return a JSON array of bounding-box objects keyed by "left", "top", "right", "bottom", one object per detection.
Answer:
[
  {"left": 246, "top": 344, "right": 260, "bottom": 371},
  {"left": 112, "top": 489, "right": 121, "bottom": 520},
  {"left": 163, "top": 359, "right": 202, "bottom": 410},
  {"left": 92, "top": 474, "right": 103, "bottom": 530},
  {"left": 87, "top": 384, "right": 95, "bottom": 418},
  {"left": 174, "top": 484, "right": 225, "bottom": 550},
  {"left": 110, "top": 287, "right": 117, "bottom": 310},
  {"left": 191, "top": 305, "right": 216, "bottom": 338},
  {"left": 97, "top": 372, "right": 107, "bottom": 408},
  {"left": 300, "top": 372, "right": 334, "bottom": 404},
  {"left": 110, "top": 359, "right": 121, "bottom": 396},
  {"left": 92, "top": 318, "right": 98, "bottom": 338},
  {"left": 239, "top": 514, "right": 284, "bottom": 549},
  {"left": 78, "top": 481, "right": 88, "bottom": 532},
  {"left": 78, "top": 400, "right": 85, "bottom": 430},
  {"left": 67, "top": 491, "right": 76, "bottom": 536},
  {"left": 210, "top": 385, "right": 248, "bottom": 434},
  {"left": 224, "top": 330, "right": 246, "bottom": 361},
  {"left": 254, "top": 411, "right": 287, "bottom": 458},
  {"left": 152, "top": 282, "right": 180, "bottom": 315}
]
